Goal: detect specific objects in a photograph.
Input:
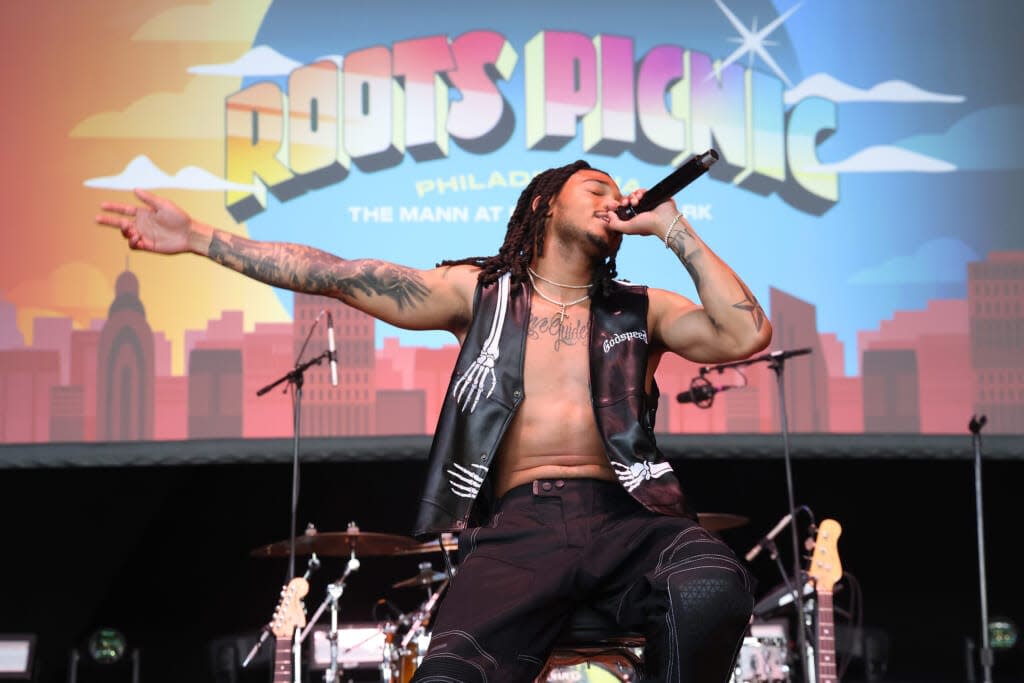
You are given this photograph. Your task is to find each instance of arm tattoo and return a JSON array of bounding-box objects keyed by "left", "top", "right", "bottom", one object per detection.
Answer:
[
  {"left": 208, "top": 233, "right": 429, "bottom": 310},
  {"left": 667, "top": 226, "right": 703, "bottom": 291},
  {"left": 732, "top": 276, "right": 766, "bottom": 332},
  {"left": 337, "top": 261, "right": 430, "bottom": 310}
]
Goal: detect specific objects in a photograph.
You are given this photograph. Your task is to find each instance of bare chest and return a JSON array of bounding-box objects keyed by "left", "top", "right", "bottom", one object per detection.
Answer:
[{"left": 523, "top": 307, "right": 592, "bottom": 391}]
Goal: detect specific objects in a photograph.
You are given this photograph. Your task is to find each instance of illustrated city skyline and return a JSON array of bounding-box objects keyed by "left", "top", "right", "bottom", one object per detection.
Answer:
[{"left": 0, "top": 250, "right": 1020, "bottom": 444}]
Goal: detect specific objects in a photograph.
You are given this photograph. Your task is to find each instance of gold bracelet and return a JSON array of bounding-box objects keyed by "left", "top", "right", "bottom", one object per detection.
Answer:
[{"left": 663, "top": 213, "right": 684, "bottom": 248}]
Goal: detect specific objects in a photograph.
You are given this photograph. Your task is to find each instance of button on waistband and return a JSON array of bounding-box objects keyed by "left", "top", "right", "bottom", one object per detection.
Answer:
[{"left": 532, "top": 478, "right": 570, "bottom": 496}]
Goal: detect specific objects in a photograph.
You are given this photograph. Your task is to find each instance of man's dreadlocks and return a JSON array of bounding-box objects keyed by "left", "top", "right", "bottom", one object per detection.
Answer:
[{"left": 438, "top": 160, "right": 619, "bottom": 296}]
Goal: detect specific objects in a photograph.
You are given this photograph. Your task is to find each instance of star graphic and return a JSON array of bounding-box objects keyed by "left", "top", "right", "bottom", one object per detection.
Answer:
[{"left": 711, "top": 0, "right": 802, "bottom": 87}]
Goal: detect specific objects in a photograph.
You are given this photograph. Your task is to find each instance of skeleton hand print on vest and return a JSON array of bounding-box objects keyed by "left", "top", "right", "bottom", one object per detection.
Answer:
[
  {"left": 452, "top": 274, "right": 510, "bottom": 413},
  {"left": 612, "top": 460, "right": 675, "bottom": 492}
]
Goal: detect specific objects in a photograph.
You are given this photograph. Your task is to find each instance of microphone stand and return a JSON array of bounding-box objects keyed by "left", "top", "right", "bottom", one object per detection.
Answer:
[
  {"left": 256, "top": 313, "right": 330, "bottom": 583},
  {"left": 763, "top": 537, "right": 803, "bottom": 621},
  {"left": 766, "top": 350, "right": 813, "bottom": 683},
  {"left": 969, "top": 415, "right": 994, "bottom": 683},
  {"left": 698, "top": 347, "right": 813, "bottom": 683}
]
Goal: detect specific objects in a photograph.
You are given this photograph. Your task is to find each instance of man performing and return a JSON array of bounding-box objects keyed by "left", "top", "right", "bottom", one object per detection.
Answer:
[{"left": 96, "top": 159, "right": 772, "bottom": 682}]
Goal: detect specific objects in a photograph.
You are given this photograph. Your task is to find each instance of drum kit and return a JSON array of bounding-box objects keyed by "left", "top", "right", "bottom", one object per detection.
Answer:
[{"left": 248, "top": 513, "right": 795, "bottom": 683}]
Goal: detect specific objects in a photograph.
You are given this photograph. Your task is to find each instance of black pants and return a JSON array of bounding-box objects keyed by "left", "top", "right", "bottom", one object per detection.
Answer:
[{"left": 411, "top": 478, "right": 753, "bottom": 683}]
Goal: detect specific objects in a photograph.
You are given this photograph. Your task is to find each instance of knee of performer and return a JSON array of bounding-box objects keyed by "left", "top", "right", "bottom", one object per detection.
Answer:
[
  {"left": 668, "top": 569, "right": 753, "bottom": 628},
  {"left": 411, "top": 657, "right": 488, "bottom": 683}
]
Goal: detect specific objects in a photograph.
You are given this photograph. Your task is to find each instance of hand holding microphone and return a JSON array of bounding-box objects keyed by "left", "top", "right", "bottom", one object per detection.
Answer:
[{"left": 616, "top": 149, "right": 719, "bottom": 220}]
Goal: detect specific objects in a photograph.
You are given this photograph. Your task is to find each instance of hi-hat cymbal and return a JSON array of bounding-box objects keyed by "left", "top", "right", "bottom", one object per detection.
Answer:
[
  {"left": 393, "top": 533, "right": 460, "bottom": 556},
  {"left": 392, "top": 568, "right": 449, "bottom": 589},
  {"left": 698, "top": 513, "right": 749, "bottom": 532},
  {"left": 251, "top": 530, "right": 419, "bottom": 558}
]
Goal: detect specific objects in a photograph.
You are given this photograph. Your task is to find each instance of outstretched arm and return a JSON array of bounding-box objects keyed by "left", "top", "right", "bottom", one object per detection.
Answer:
[
  {"left": 96, "top": 189, "right": 476, "bottom": 334},
  {"left": 607, "top": 194, "right": 771, "bottom": 363}
]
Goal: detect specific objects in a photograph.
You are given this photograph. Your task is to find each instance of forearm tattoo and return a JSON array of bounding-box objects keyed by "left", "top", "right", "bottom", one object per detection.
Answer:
[
  {"left": 208, "top": 233, "right": 429, "bottom": 310},
  {"left": 666, "top": 228, "right": 765, "bottom": 333},
  {"left": 667, "top": 226, "right": 703, "bottom": 291}
]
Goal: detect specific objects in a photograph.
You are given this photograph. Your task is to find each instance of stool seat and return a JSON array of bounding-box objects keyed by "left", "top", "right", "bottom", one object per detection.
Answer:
[{"left": 536, "top": 604, "right": 646, "bottom": 682}]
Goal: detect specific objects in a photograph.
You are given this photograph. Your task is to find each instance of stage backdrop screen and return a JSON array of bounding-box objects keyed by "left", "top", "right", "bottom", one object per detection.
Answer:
[{"left": 1, "top": 0, "right": 1022, "bottom": 451}]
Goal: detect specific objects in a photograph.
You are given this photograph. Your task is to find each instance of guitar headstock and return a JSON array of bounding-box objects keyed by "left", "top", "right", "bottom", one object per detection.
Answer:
[
  {"left": 270, "top": 577, "right": 309, "bottom": 639},
  {"left": 807, "top": 518, "right": 843, "bottom": 592}
]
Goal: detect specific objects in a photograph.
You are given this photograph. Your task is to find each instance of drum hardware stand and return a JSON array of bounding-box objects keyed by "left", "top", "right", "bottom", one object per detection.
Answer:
[
  {"left": 299, "top": 523, "right": 364, "bottom": 683},
  {"left": 969, "top": 415, "right": 994, "bottom": 683},
  {"left": 256, "top": 310, "right": 332, "bottom": 583},
  {"left": 400, "top": 575, "right": 449, "bottom": 654}
]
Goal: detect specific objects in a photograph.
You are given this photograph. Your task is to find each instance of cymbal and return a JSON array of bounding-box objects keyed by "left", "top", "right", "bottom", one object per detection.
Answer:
[
  {"left": 393, "top": 533, "right": 460, "bottom": 556},
  {"left": 251, "top": 530, "right": 420, "bottom": 558},
  {"left": 698, "top": 513, "right": 749, "bottom": 532},
  {"left": 392, "top": 568, "right": 449, "bottom": 589}
]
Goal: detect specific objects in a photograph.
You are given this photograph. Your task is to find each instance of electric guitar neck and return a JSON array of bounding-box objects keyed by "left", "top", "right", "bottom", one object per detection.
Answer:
[{"left": 807, "top": 519, "right": 843, "bottom": 683}]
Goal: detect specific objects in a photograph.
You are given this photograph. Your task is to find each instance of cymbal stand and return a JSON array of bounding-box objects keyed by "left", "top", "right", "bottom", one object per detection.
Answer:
[
  {"left": 299, "top": 539, "right": 362, "bottom": 682},
  {"left": 400, "top": 576, "right": 449, "bottom": 653}
]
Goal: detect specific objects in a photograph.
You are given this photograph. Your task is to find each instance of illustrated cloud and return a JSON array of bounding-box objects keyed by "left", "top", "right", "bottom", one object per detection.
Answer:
[
  {"left": 784, "top": 73, "right": 965, "bottom": 106},
  {"left": 188, "top": 44, "right": 302, "bottom": 77},
  {"left": 84, "top": 155, "right": 256, "bottom": 192},
  {"left": 70, "top": 77, "right": 235, "bottom": 140},
  {"left": 847, "top": 237, "right": 979, "bottom": 285},
  {"left": 804, "top": 146, "right": 955, "bottom": 173},
  {"left": 133, "top": 0, "right": 271, "bottom": 42},
  {"left": 898, "top": 104, "right": 1024, "bottom": 171}
]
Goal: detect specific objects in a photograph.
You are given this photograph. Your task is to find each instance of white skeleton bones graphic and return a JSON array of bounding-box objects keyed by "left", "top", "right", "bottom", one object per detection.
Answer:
[
  {"left": 612, "top": 460, "right": 674, "bottom": 492},
  {"left": 452, "top": 273, "right": 510, "bottom": 413},
  {"left": 447, "top": 462, "right": 488, "bottom": 499}
]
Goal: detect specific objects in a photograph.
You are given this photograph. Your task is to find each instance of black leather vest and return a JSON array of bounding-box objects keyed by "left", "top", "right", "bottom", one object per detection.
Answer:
[{"left": 412, "top": 273, "right": 694, "bottom": 537}]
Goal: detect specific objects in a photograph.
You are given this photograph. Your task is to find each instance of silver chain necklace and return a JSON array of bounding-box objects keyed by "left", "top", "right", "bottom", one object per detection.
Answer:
[
  {"left": 527, "top": 267, "right": 590, "bottom": 289},
  {"left": 527, "top": 269, "right": 590, "bottom": 323}
]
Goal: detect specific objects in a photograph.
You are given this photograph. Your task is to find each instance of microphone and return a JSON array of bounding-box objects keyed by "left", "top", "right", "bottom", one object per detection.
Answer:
[
  {"left": 616, "top": 149, "right": 719, "bottom": 220},
  {"left": 326, "top": 312, "right": 338, "bottom": 387},
  {"left": 745, "top": 512, "right": 794, "bottom": 563},
  {"left": 766, "top": 347, "right": 813, "bottom": 362},
  {"left": 676, "top": 375, "right": 732, "bottom": 406}
]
